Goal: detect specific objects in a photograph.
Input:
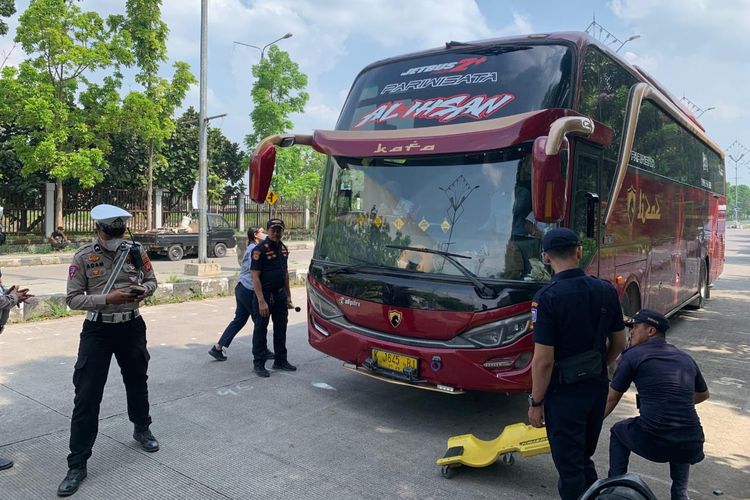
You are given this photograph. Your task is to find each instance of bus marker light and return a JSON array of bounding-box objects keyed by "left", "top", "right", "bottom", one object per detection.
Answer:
[
  {"left": 437, "top": 384, "right": 456, "bottom": 393},
  {"left": 483, "top": 357, "right": 515, "bottom": 369}
]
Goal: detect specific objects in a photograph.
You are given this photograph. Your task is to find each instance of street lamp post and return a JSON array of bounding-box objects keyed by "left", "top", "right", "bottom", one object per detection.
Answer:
[
  {"left": 617, "top": 34, "right": 641, "bottom": 53},
  {"left": 233, "top": 32, "right": 292, "bottom": 60},
  {"left": 198, "top": 0, "right": 208, "bottom": 264}
]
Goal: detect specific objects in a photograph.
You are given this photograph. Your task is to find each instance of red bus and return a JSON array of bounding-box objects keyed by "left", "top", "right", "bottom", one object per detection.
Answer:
[{"left": 249, "top": 32, "right": 725, "bottom": 394}]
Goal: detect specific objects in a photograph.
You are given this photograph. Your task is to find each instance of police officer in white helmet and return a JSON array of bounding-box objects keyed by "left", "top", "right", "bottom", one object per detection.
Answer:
[{"left": 57, "top": 204, "right": 158, "bottom": 497}]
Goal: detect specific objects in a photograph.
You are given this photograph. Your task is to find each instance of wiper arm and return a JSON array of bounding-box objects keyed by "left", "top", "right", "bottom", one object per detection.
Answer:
[
  {"left": 321, "top": 257, "right": 381, "bottom": 277},
  {"left": 386, "top": 245, "right": 497, "bottom": 299}
]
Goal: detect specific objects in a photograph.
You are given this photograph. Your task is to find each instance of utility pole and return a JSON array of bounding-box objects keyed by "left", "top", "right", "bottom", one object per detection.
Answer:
[
  {"left": 727, "top": 140, "right": 749, "bottom": 227},
  {"left": 198, "top": 0, "right": 209, "bottom": 263}
]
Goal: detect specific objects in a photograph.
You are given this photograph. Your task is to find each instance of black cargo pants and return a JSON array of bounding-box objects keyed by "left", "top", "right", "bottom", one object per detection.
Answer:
[{"left": 67, "top": 316, "right": 151, "bottom": 468}]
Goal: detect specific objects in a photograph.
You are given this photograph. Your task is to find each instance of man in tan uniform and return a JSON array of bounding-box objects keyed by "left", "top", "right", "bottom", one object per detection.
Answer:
[
  {"left": 57, "top": 204, "right": 158, "bottom": 497},
  {"left": 1, "top": 234, "right": 33, "bottom": 472}
]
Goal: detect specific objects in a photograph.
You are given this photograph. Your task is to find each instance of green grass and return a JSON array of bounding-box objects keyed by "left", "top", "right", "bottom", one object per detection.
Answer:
[{"left": 165, "top": 274, "right": 190, "bottom": 283}]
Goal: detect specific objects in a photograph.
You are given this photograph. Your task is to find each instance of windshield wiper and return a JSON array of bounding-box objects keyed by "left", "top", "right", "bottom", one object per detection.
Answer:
[
  {"left": 385, "top": 245, "right": 497, "bottom": 299},
  {"left": 321, "top": 257, "right": 383, "bottom": 277}
]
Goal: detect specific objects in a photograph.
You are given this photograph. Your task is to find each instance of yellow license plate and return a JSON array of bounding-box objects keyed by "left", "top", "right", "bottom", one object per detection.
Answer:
[{"left": 371, "top": 348, "right": 418, "bottom": 373}]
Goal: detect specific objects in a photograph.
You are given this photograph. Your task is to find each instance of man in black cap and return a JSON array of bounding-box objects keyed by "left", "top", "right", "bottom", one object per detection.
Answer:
[
  {"left": 249, "top": 218, "right": 296, "bottom": 377},
  {"left": 605, "top": 309, "right": 709, "bottom": 500},
  {"left": 528, "top": 228, "right": 626, "bottom": 500}
]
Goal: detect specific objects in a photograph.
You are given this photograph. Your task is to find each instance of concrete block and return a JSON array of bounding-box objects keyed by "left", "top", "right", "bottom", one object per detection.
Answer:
[
  {"left": 200, "top": 279, "right": 227, "bottom": 295},
  {"left": 153, "top": 283, "right": 174, "bottom": 300},
  {"left": 22, "top": 294, "right": 67, "bottom": 321},
  {"left": 172, "top": 281, "right": 202, "bottom": 298},
  {"left": 183, "top": 262, "right": 222, "bottom": 276}
]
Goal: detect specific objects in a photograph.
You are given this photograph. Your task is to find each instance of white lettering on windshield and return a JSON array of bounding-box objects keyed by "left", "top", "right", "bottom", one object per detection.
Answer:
[
  {"left": 399, "top": 57, "right": 487, "bottom": 76},
  {"left": 353, "top": 93, "right": 515, "bottom": 128},
  {"left": 381, "top": 72, "right": 498, "bottom": 95}
]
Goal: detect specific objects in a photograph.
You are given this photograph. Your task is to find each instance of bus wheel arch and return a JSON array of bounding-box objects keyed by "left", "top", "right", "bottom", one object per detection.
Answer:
[{"left": 620, "top": 283, "right": 641, "bottom": 318}]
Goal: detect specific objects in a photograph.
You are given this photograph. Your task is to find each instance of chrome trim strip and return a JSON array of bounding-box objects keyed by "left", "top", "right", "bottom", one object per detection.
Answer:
[
  {"left": 328, "top": 316, "right": 477, "bottom": 349},
  {"left": 604, "top": 82, "right": 724, "bottom": 226},
  {"left": 546, "top": 116, "right": 595, "bottom": 155}
]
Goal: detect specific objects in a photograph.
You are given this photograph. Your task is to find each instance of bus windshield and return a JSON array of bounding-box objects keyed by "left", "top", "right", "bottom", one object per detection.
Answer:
[
  {"left": 337, "top": 44, "right": 574, "bottom": 131},
  {"left": 315, "top": 146, "right": 554, "bottom": 282}
]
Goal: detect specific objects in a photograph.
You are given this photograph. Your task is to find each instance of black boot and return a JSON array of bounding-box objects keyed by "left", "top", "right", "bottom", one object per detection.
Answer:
[
  {"left": 0, "top": 457, "right": 13, "bottom": 471},
  {"left": 133, "top": 425, "right": 160, "bottom": 452},
  {"left": 254, "top": 362, "right": 270, "bottom": 378},
  {"left": 57, "top": 465, "right": 87, "bottom": 497}
]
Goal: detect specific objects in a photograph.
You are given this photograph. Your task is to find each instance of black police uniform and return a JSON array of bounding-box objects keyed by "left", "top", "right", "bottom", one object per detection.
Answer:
[
  {"left": 249, "top": 237, "right": 290, "bottom": 367},
  {"left": 609, "top": 337, "right": 707, "bottom": 499},
  {"left": 532, "top": 268, "right": 624, "bottom": 500}
]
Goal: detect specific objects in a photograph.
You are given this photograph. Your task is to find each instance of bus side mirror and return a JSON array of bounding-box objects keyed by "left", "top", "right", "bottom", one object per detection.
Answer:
[
  {"left": 531, "top": 136, "right": 569, "bottom": 223},
  {"left": 249, "top": 144, "right": 276, "bottom": 203}
]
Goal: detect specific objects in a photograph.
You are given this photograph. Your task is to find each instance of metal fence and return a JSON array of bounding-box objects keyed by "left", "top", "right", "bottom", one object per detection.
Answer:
[{"left": 0, "top": 185, "right": 316, "bottom": 235}]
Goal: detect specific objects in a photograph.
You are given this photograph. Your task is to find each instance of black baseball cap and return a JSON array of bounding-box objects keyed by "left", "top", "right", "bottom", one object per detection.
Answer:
[
  {"left": 266, "top": 218, "right": 285, "bottom": 229},
  {"left": 542, "top": 228, "right": 581, "bottom": 251},
  {"left": 624, "top": 308, "right": 670, "bottom": 333}
]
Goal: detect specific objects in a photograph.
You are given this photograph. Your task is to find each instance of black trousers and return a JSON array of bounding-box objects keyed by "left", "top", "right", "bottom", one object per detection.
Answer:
[
  {"left": 544, "top": 380, "right": 608, "bottom": 500},
  {"left": 250, "top": 288, "right": 288, "bottom": 365},
  {"left": 67, "top": 316, "right": 151, "bottom": 468}
]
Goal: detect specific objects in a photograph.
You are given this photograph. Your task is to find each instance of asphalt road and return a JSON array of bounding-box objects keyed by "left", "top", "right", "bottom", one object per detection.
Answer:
[{"left": 0, "top": 232, "right": 747, "bottom": 499}]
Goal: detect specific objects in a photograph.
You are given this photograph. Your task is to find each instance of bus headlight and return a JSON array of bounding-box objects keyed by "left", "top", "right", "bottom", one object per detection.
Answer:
[
  {"left": 459, "top": 314, "right": 532, "bottom": 348},
  {"left": 307, "top": 282, "right": 343, "bottom": 320}
]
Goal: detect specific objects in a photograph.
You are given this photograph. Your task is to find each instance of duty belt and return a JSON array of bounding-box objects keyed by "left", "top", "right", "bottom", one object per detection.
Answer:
[{"left": 86, "top": 310, "right": 140, "bottom": 323}]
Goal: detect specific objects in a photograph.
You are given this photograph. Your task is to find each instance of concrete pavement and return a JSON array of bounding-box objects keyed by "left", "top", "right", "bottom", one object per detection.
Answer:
[{"left": 0, "top": 232, "right": 748, "bottom": 499}]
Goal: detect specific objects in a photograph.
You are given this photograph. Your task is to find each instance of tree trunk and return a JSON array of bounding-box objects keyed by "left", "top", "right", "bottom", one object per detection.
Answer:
[
  {"left": 147, "top": 141, "right": 154, "bottom": 229},
  {"left": 55, "top": 178, "right": 64, "bottom": 229}
]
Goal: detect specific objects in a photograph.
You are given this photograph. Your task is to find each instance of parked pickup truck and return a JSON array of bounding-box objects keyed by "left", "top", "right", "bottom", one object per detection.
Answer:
[{"left": 134, "top": 213, "right": 237, "bottom": 261}]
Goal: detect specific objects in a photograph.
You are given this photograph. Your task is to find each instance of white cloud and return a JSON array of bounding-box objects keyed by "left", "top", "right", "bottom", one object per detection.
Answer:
[{"left": 610, "top": 0, "right": 750, "bottom": 150}]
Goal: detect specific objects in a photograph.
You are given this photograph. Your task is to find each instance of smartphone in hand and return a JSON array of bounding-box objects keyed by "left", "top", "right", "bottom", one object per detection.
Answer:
[{"left": 128, "top": 286, "right": 145, "bottom": 296}]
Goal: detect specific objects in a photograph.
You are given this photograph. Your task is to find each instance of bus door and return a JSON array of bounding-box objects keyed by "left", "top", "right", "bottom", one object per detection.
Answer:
[{"left": 571, "top": 142, "right": 605, "bottom": 276}]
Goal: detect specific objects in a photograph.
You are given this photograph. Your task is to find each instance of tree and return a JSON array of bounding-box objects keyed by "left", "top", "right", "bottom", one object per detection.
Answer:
[
  {"left": 160, "top": 107, "right": 246, "bottom": 202},
  {"left": 11, "top": 0, "right": 131, "bottom": 227},
  {"left": 0, "top": 0, "right": 14, "bottom": 36},
  {"left": 121, "top": 0, "right": 195, "bottom": 228},
  {"left": 245, "top": 45, "right": 319, "bottom": 201},
  {"left": 727, "top": 182, "right": 750, "bottom": 219}
]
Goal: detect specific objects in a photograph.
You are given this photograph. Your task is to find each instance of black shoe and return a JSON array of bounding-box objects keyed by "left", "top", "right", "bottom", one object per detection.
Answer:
[
  {"left": 0, "top": 457, "right": 13, "bottom": 471},
  {"left": 272, "top": 361, "right": 297, "bottom": 371},
  {"left": 57, "top": 465, "right": 87, "bottom": 497},
  {"left": 264, "top": 350, "right": 275, "bottom": 361},
  {"left": 208, "top": 346, "right": 227, "bottom": 361},
  {"left": 254, "top": 365, "right": 270, "bottom": 378},
  {"left": 133, "top": 427, "right": 160, "bottom": 452}
]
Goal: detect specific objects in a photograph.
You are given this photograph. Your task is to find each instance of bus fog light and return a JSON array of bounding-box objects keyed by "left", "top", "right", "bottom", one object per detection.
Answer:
[
  {"left": 513, "top": 351, "right": 532, "bottom": 369},
  {"left": 430, "top": 356, "right": 442, "bottom": 372}
]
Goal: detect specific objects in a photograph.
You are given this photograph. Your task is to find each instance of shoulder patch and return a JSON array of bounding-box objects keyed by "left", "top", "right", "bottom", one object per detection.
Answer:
[
  {"left": 68, "top": 265, "right": 79, "bottom": 279},
  {"left": 531, "top": 302, "right": 538, "bottom": 324},
  {"left": 252, "top": 249, "right": 261, "bottom": 261}
]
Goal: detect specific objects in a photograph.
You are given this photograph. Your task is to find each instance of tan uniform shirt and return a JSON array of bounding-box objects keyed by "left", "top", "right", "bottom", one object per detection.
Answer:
[
  {"left": 66, "top": 241, "right": 157, "bottom": 312},
  {"left": 0, "top": 279, "right": 19, "bottom": 332}
]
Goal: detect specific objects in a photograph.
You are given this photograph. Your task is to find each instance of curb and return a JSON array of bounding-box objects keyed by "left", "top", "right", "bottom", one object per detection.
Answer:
[{"left": 6, "top": 270, "right": 308, "bottom": 324}]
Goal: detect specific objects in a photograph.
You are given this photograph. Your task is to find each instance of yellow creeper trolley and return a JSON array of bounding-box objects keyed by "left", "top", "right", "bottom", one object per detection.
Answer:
[{"left": 436, "top": 423, "right": 550, "bottom": 478}]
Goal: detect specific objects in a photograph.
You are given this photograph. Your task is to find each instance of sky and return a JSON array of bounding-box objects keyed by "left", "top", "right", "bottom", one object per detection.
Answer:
[{"left": 2, "top": 0, "right": 750, "bottom": 184}]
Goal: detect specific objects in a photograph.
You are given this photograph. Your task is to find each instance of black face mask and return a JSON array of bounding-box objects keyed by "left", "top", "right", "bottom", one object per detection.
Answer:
[{"left": 96, "top": 223, "right": 126, "bottom": 238}]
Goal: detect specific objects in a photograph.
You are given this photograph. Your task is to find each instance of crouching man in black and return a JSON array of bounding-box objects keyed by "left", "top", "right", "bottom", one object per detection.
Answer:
[{"left": 605, "top": 309, "right": 709, "bottom": 500}]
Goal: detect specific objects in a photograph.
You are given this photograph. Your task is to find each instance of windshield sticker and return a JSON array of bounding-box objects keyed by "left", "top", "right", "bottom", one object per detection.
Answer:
[
  {"left": 400, "top": 57, "right": 487, "bottom": 76},
  {"left": 353, "top": 93, "right": 515, "bottom": 128},
  {"left": 381, "top": 72, "right": 498, "bottom": 95}
]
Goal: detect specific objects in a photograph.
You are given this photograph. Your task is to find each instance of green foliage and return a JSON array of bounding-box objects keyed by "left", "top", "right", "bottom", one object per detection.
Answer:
[
  {"left": 727, "top": 182, "right": 750, "bottom": 219},
  {"left": 5, "top": 0, "right": 131, "bottom": 197},
  {"left": 272, "top": 148, "right": 325, "bottom": 202},
  {"left": 159, "top": 107, "right": 246, "bottom": 199},
  {"left": 245, "top": 45, "right": 309, "bottom": 150},
  {"left": 0, "top": 0, "right": 15, "bottom": 37},
  {"left": 46, "top": 302, "right": 71, "bottom": 318}
]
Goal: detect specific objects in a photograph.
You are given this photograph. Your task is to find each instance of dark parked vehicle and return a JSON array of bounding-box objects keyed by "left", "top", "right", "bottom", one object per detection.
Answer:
[{"left": 135, "top": 213, "right": 237, "bottom": 261}]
